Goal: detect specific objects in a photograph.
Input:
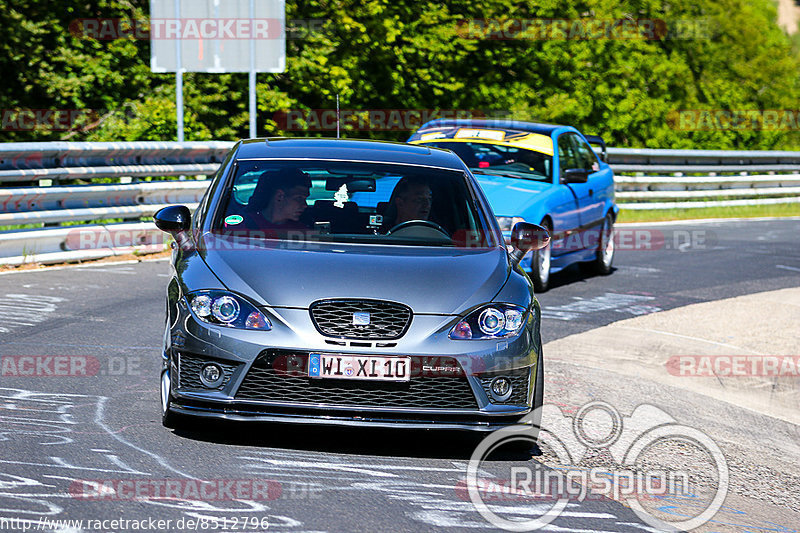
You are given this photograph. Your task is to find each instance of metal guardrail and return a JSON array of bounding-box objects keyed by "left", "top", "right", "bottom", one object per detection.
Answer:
[
  {"left": 0, "top": 141, "right": 229, "bottom": 265},
  {"left": 0, "top": 141, "right": 797, "bottom": 265},
  {"left": 606, "top": 147, "right": 800, "bottom": 210}
]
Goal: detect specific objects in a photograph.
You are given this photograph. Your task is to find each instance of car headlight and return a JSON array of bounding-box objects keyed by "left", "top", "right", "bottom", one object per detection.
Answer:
[
  {"left": 449, "top": 304, "right": 527, "bottom": 340},
  {"left": 188, "top": 290, "right": 271, "bottom": 330},
  {"left": 496, "top": 217, "right": 526, "bottom": 248},
  {"left": 496, "top": 216, "right": 526, "bottom": 232}
]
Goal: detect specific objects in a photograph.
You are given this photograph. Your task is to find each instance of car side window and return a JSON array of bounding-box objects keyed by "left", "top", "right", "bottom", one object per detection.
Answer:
[
  {"left": 557, "top": 134, "right": 578, "bottom": 175},
  {"left": 570, "top": 134, "right": 599, "bottom": 171}
]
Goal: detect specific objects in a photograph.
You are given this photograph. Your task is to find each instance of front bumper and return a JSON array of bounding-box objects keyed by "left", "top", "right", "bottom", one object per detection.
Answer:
[
  {"left": 165, "top": 300, "right": 541, "bottom": 431},
  {"left": 170, "top": 396, "right": 532, "bottom": 432}
]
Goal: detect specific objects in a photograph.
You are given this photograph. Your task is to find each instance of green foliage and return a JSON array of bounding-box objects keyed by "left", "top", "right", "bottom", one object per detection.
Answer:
[{"left": 1, "top": 0, "right": 799, "bottom": 149}]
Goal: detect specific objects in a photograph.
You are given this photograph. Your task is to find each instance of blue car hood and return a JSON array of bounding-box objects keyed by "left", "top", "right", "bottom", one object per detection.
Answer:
[
  {"left": 475, "top": 174, "right": 552, "bottom": 216},
  {"left": 199, "top": 233, "right": 511, "bottom": 315}
]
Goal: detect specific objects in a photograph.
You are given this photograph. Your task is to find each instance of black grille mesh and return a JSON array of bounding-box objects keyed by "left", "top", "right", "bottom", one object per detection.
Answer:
[
  {"left": 309, "top": 299, "right": 412, "bottom": 340},
  {"left": 178, "top": 352, "right": 239, "bottom": 391},
  {"left": 236, "top": 352, "right": 477, "bottom": 409},
  {"left": 478, "top": 367, "right": 531, "bottom": 405}
]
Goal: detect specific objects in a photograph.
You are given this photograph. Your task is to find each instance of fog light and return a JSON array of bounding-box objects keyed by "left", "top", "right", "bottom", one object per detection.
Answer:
[
  {"left": 490, "top": 376, "right": 513, "bottom": 401},
  {"left": 199, "top": 363, "right": 224, "bottom": 388}
]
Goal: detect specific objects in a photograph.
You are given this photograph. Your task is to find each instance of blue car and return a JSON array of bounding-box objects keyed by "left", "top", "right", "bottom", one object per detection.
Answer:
[{"left": 409, "top": 119, "right": 618, "bottom": 291}]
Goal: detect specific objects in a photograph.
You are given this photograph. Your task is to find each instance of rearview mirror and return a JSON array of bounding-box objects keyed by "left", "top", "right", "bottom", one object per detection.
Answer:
[
  {"left": 325, "top": 177, "right": 377, "bottom": 192},
  {"left": 509, "top": 222, "right": 550, "bottom": 266},
  {"left": 562, "top": 168, "right": 591, "bottom": 183}
]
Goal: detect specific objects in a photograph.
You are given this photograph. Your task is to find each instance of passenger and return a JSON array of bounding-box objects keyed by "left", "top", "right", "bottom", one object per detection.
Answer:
[{"left": 241, "top": 168, "right": 311, "bottom": 232}]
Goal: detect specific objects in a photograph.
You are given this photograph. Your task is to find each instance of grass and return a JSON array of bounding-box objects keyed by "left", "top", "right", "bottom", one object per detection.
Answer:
[{"left": 617, "top": 202, "right": 800, "bottom": 223}]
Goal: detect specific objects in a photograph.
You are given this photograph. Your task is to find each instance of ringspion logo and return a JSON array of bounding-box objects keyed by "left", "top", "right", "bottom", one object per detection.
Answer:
[{"left": 466, "top": 401, "right": 728, "bottom": 531}]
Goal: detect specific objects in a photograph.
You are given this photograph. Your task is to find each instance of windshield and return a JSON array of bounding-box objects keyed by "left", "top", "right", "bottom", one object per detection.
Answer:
[
  {"left": 424, "top": 141, "right": 552, "bottom": 181},
  {"left": 214, "top": 160, "right": 497, "bottom": 248}
]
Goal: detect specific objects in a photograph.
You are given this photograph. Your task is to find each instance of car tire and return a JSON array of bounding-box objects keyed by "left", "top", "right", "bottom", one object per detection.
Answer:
[
  {"left": 589, "top": 213, "right": 615, "bottom": 275},
  {"left": 531, "top": 221, "right": 552, "bottom": 292},
  {"left": 160, "top": 369, "right": 182, "bottom": 429}
]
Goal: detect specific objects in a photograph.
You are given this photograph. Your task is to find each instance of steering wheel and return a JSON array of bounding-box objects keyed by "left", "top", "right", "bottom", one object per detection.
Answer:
[{"left": 386, "top": 219, "right": 450, "bottom": 237}]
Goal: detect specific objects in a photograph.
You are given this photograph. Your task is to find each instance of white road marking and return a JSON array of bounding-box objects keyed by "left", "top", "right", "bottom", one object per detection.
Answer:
[
  {"left": 776, "top": 264, "right": 800, "bottom": 273},
  {"left": 614, "top": 265, "right": 661, "bottom": 274},
  {"left": 0, "top": 256, "right": 168, "bottom": 276},
  {"left": 0, "top": 294, "right": 64, "bottom": 334},
  {"left": 541, "top": 293, "right": 661, "bottom": 321},
  {"left": 614, "top": 325, "right": 765, "bottom": 355},
  {"left": 240, "top": 457, "right": 398, "bottom": 478},
  {"left": 93, "top": 396, "right": 200, "bottom": 481},
  {"left": 74, "top": 266, "right": 136, "bottom": 274},
  {"left": 616, "top": 216, "right": 800, "bottom": 227}
]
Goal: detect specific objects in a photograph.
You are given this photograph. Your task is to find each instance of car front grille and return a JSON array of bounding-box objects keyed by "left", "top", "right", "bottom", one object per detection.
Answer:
[
  {"left": 177, "top": 352, "right": 239, "bottom": 391},
  {"left": 478, "top": 366, "right": 531, "bottom": 405},
  {"left": 235, "top": 351, "right": 477, "bottom": 409},
  {"left": 309, "top": 299, "right": 412, "bottom": 340}
]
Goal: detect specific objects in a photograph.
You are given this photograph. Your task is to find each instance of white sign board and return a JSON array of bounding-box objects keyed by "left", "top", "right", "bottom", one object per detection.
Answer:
[{"left": 150, "top": 0, "right": 286, "bottom": 73}]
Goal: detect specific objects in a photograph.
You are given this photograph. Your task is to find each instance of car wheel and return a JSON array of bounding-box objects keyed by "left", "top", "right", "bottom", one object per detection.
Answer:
[
  {"left": 160, "top": 369, "right": 181, "bottom": 429},
  {"left": 531, "top": 221, "right": 552, "bottom": 292},
  {"left": 591, "top": 213, "right": 615, "bottom": 275}
]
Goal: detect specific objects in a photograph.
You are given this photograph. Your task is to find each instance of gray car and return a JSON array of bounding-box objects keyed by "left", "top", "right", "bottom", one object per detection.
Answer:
[{"left": 154, "top": 138, "right": 549, "bottom": 432}]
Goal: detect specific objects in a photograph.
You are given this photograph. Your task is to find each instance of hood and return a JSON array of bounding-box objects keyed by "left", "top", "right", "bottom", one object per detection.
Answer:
[
  {"left": 199, "top": 233, "right": 511, "bottom": 315},
  {"left": 475, "top": 174, "right": 553, "bottom": 216}
]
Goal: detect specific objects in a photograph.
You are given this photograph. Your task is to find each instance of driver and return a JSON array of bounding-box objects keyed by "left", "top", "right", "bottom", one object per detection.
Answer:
[{"left": 383, "top": 177, "right": 433, "bottom": 230}]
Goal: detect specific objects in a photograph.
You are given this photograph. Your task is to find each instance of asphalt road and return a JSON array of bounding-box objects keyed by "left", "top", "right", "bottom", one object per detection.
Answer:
[{"left": 0, "top": 218, "right": 797, "bottom": 533}]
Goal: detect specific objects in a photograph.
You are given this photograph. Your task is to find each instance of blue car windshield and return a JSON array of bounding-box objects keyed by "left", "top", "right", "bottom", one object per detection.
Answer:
[
  {"left": 214, "top": 160, "right": 497, "bottom": 248},
  {"left": 425, "top": 141, "right": 552, "bottom": 181}
]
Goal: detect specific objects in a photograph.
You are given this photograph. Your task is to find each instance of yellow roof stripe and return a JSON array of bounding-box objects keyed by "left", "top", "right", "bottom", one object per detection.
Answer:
[{"left": 412, "top": 131, "right": 554, "bottom": 156}]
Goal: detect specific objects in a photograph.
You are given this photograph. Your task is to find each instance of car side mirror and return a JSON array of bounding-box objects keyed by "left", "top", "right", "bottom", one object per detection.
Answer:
[
  {"left": 509, "top": 222, "right": 550, "bottom": 266},
  {"left": 154, "top": 205, "right": 191, "bottom": 234},
  {"left": 562, "top": 168, "right": 591, "bottom": 183}
]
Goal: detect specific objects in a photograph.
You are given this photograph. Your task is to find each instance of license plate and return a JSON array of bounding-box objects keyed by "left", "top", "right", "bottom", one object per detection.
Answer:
[{"left": 308, "top": 354, "right": 411, "bottom": 382}]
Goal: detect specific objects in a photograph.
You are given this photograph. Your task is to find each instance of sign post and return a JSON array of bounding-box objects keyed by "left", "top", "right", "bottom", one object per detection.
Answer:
[{"left": 150, "top": 0, "right": 286, "bottom": 140}]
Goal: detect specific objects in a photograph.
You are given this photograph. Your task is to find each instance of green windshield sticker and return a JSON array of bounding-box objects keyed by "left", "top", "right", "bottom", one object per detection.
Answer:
[{"left": 225, "top": 215, "right": 243, "bottom": 225}]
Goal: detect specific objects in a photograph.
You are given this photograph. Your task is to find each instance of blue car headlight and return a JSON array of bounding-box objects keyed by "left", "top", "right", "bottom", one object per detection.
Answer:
[
  {"left": 449, "top": 304, "right": 527, "bottom": 340},
  {"left": 495, "top": 216, "right": 525, "bottom": 232},
  {"left": 187, "top": 290, "right": 271, "bottom": 330}
]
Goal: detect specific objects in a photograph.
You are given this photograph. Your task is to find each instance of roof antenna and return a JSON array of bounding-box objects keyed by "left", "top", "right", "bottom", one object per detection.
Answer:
[{"left": 336, "top": 94, "right": 340, "bottom": 139}]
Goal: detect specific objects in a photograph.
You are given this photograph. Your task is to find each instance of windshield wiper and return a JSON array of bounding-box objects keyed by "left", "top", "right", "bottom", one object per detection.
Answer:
[{"left": 470, "top": 168, "right": 546, "bottom": 181}]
